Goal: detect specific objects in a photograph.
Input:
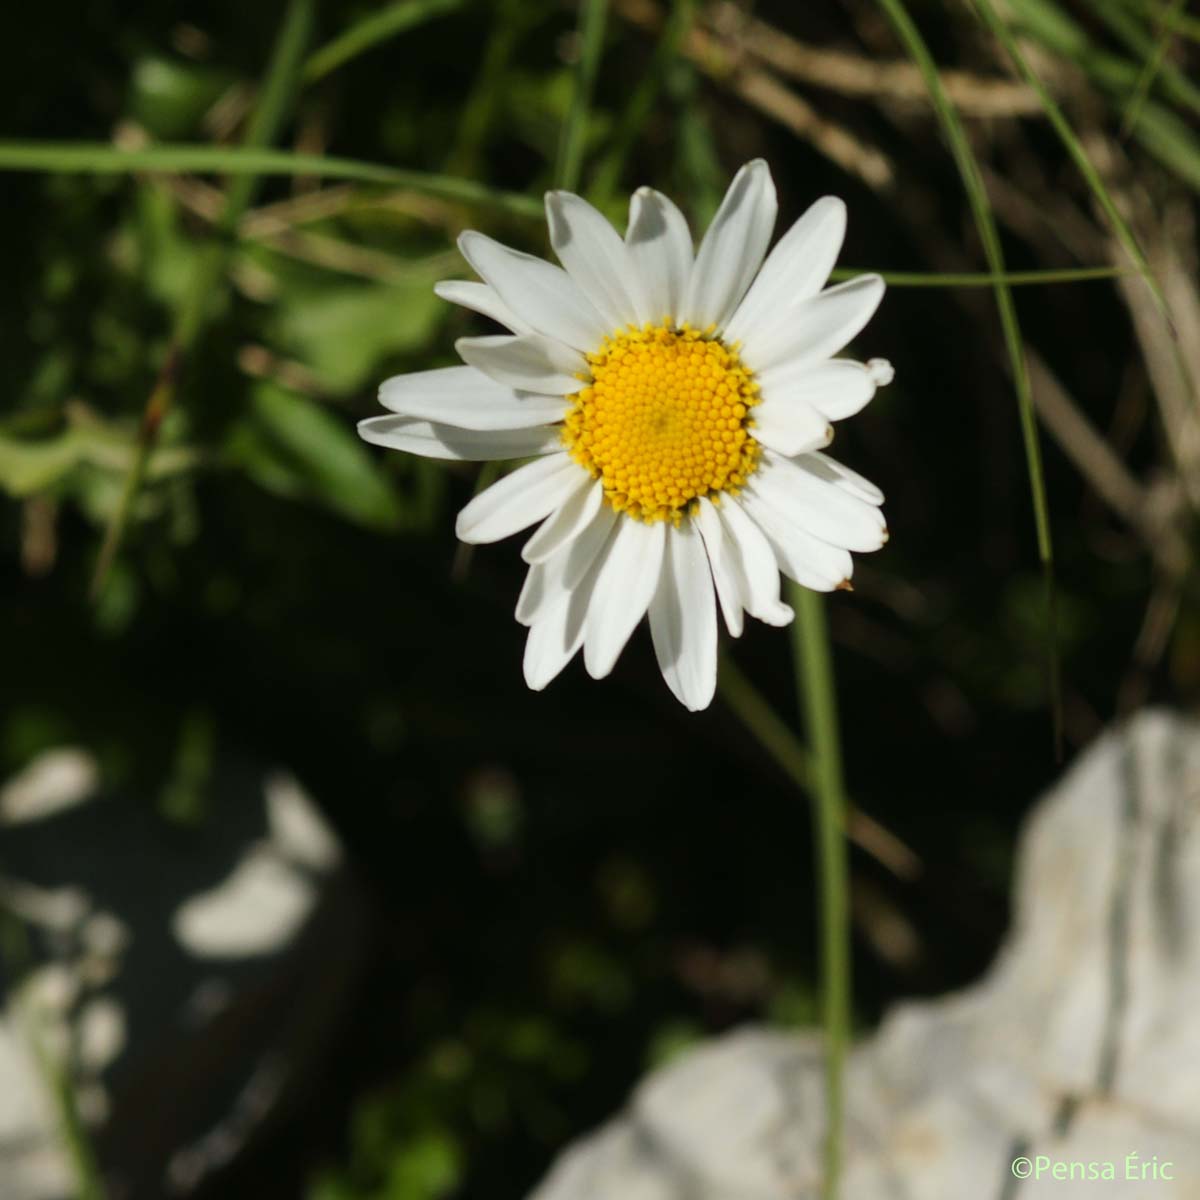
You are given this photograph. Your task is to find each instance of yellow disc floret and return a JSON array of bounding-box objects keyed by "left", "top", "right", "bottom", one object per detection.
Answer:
[{"left": 562, "top": 323, "right": 761, "bottom": 524}]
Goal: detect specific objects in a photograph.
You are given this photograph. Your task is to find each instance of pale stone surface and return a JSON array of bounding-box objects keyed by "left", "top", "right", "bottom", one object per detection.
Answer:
[
  {"left": 0, "top": 751, "right": 364, "bottom": 1200},
  {"left": 530, "top": 711, "right": 1200, "bottom": 1200}
]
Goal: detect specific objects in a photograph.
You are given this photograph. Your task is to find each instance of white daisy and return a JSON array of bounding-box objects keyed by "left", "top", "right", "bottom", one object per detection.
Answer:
[{"left": 359, "top": 160, "right": 891, "bottom": 712}]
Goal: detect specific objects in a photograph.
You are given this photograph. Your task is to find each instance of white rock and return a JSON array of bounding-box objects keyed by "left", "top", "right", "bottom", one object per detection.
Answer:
[{"left": 529, "top": 711, "right": 1200, "bottom": 1199}]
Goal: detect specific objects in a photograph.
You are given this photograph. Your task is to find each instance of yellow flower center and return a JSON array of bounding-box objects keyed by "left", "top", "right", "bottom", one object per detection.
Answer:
[{"left": 562, "top": 324, "right": 761, "bottom": 524}]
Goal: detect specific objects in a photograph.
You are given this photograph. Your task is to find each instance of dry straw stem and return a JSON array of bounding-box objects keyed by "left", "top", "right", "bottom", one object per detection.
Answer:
[
  {"left": 705, "top": 0, "right": 1042, "bottom": 117},
  {"left": 1110, "top": 198, "right": 1200, "bottom": 513},
  {"left": 1026, "top": 352, "right": 1189, "bottom": 576},
  {"left": 161, "top": 174, "right": 462, "bottom": 283},
  {"left": 615, "top": 0, "right": 894, "bottom": 190}
]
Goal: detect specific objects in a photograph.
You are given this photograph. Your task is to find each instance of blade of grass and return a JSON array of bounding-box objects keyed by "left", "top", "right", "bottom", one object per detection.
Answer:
[
  {"left": 555, "top": 0, "right": 609, "bottom": 192},
  {"left": 969, "top": 0, "right": 1170, "bottom": 325},
  {"left": 1101, "top": 0, "right": 1198, "bottom": 132},
  {"left": 0, "top": 142, "right": 543, "bottom": 218},
  {"left": 876, "top": 0, "right": 1061, "bottom": 754},
  {"left": 1005, "top": 0, "right": 1200, "bottom": 192},
  {"left": 91, "top": 0, "right": 317, "bottom": 597},
  {"left": 788, "top": 584, "right": 851, "bottom": 1200},
  {"left": 830, "top": 265, "right": 1133, "bottom": 286},
  {"left": 446, "top": 0, "right": 539, "bottom": 177},
  {"left": 586, "top": 0, "right": 693, "bottom": 208},
  {"left": 303, "top": 0, "right": 467, "bottom": 83}
]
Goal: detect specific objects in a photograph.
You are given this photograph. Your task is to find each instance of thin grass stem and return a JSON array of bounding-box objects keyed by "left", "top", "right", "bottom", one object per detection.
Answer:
[
  {"left": 0, "top": 143, "right": 543, "bottom": 218},
  {"left": 831, "top": 265, "right": 1134, "bottom": 286},
  {"left": 555, "top": 0, "right": 609, "bottom": 192},
  {"left": 303, "top": 0, "right": 467, "bottom": 83},
  {"left": 875, "top": 0, "right": 1061, "bottom": 755},
  {"left": 969, "top": 0, "right": 1169, "bottom": 324}
]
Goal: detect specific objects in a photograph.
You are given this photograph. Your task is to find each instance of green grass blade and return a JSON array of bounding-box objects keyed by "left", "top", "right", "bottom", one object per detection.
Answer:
[
  {"left": 788, "top": 584, "right": 852, "bottom": 1200},
  {"left": 876, "top": 0, "right": 1060, "bottom": 751},
  {"left": 587, "top": 0, "right": 693, "bottom": 208},
  {"left": 92, "top": 0, "right": 317, "bottom": 597},
  {"left": 303, "top": 0, "right": 467, "bottom": 84},
  {"left": 0, "top": 142, "right": 543, "bottom": 217},
  {"left": 970, "top": 0, "right": 1169, "bottom": 324},
  {"left": 830, "top": 265, "right": 1133, "bottom": 287},
  {"left": 555, "top": 0, "right": 609, "bottom": 192},
  {"left": 1100, "top": 0, "right": 1198, "bottom": 132}
]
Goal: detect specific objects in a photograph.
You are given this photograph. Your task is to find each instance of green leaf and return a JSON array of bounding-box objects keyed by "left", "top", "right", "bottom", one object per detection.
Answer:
[
  {"left": 231, "top": 382, "right": 403, "bottom": 530},
  {"left": 128, "top": 56, "right": 235, "bottom": 141},
  {"left": 0, "top": 432, "right": 81, "bottom": 496},
  {"left": 269, "top": 279, "right": 444, "bottom": 394}
]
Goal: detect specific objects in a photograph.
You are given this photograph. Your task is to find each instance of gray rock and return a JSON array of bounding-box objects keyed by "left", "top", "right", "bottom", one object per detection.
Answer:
[
  {"left": 530, "top": 711, "right": 1200, "bottom": 1199},
  {"left": 0, "top": 750, "right": 365, "bottom": 1200}
]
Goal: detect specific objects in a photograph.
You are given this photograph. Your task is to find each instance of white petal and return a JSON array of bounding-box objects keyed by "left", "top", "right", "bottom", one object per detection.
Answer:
[
  {"left": 693, "top": 497, "right": 743, "bottom": 637},
  {"left": 798, "top": 450, "right": 885, "bottom": 506},
  {"left": 746, "top": 274, "right": 885, "bottom": 374},
  {"left": 380, "top": 366, "right": 567, "bottom": 431},
  {"left": 625, "top": 188, "right": 693, "bottom": 325},
  {"left": 524, "top": 598, "right": 583, "bottom": 691},
  {"left": 680, "top": 160, "right": 777, "bottom": 332},
  {"left": 522, "top": 533, "right": 614, "bottom": 691},
  {"left": 455, "top": 453, "right": 582, "bottom": 544},
  {"left": 434, "top": 280, "right": 534, "bottom": 335},
  {"left": 867, "top": 358, "right": 894, "bottom": 386},
  {"left": 456, "top": 333, "right": 585, "bottom": 396},
  {"left": 723, "top": 196, "right": 846, "bottom": 349},
  {"left": 716, "top": 498, "right": 794, "bottom": 626},
  {"left": 458, "top": 231, "right": 609, "bottom": 352},
  {"left": 521, "top": 476, "right": 603, "bottom": 563},
  {"left": 523, "top": 588, "right": 586, "bottom": 690},
  {"left": 649, "top": 523, "right": 718, "bottom": 711},
  {"left": 750, "top": 450, "right": 886, "bottom": 553},
  {"left": 750, "top": 394, "right": 833, "bottom": 457},
  {"left": 755, "top": 358, "right": 879, "bottom": 422},
  {"left": 546, "top": 191, "right": 643, "bottom": 332},
  {"left": 516, "top": 503, "right": 617, "bottom": 626},
  {"left": 738, "top": 489, "right": 850, "bottom": 591},
  {"left": 357, "top": 415, "right": 561, "bottom": 461},
  {"left": 583, "top": 518, "right": 666, "bottom": 679}
]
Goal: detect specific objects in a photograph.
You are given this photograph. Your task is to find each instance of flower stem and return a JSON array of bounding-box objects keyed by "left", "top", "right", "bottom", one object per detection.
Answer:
[{"left": 789, "top": 582, "right": 850, "bottom": 1200}]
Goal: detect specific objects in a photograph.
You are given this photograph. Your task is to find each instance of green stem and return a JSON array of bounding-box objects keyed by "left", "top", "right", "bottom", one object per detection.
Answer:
[
  {"left": 830, "top": 265, "right": 1133, "bottom": 287},
  {"left": 587, "top": 0, "right": 692, "bottom": 207},
  {"left": 302, "top": 0, "right": 467, "bottom": 83},
  {"left": 789, "top": 583, "right": 850, "bottom": 1200},
  {"left": 91, "top": 0, "right": 315, "bottom": 597},
  {"left": 555, "top": 0, "right": 609, "bottom": 192},
  {"left": 0, "top": 143, "right": 543, "bottom": 217},
  {"left": 876, "top": 0, "right": 1061, "bottom": 752}
]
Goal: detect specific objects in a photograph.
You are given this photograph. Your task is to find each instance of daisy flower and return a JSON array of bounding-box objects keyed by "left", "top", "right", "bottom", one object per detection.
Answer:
[{"left": 359, "top": 160, "right": 891, "bottom": 711}]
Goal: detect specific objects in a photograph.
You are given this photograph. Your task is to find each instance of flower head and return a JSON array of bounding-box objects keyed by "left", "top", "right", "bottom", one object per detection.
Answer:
[{"left": 359, "top": 160, "right": 891, "bottom": 711}]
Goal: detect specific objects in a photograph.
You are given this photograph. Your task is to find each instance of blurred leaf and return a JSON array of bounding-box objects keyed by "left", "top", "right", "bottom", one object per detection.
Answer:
[
  {"left": 270, "top": 278, "right": 443, "bottom": 394},
  {"left": 0, "top": 432, "right": 80, "bottom": 495},
  {"left": 128, "top": 56, "right": 235, "bottom": 140},
  {"left": 0, "top": 416, "right": 199, "bottom": 499},
  {"left": 229, "top": 382, "right": 403, "bottom": 529}
]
